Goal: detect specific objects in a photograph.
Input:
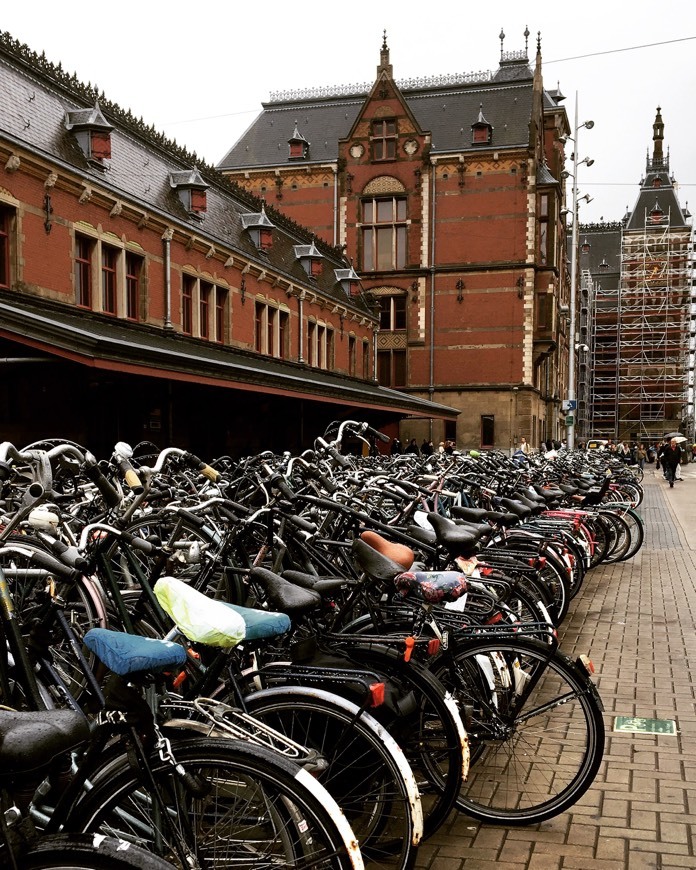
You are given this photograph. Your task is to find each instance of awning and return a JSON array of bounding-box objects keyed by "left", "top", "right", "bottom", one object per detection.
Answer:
[{"left": 0, "top": 293, "right": 457, "bottom": 420}]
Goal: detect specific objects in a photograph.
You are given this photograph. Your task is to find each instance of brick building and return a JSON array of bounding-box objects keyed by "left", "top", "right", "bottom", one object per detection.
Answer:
[
  {"left": 219, "top": 31, "right": 572, "bottom": 450},
  {"left": 0, "top": 31, "right": 455, "bottom": 457}
]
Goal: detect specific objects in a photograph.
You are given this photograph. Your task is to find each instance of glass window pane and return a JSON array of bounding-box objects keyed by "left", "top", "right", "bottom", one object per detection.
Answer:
[
  {"left": 377, "top": 351, "right": 391, "bottom": 385},
  {"left": 396, "top": 226, "right": 407, "bottom": 269},
  {"left": 363, "top": 201, "right": 373, "bottom": 223},
  {"left": 362, "top": 228, "right": 374, "bottom": 271},
  {"left": 393, "top": 296, "right": 406, "bottom": 330},
  {"left": 376, "top": 227, "right": 392, "bottom": 270},
  {"left": 379, "top": 297, "right": 391, "bottom": 330},
  {"left": 376, "top": 200, "right": 392, "bottom": 223},
  {"left": 396, "top": 198, "right": 407, "bottom": 221},
  {"left": 393, "top": 351, "right": 406, "bottom": 387}
]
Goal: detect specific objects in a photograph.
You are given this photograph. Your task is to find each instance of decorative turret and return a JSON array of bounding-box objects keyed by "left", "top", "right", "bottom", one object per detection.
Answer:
[{"left": 377, "top": 30, "right": 393, "bottom": 78}]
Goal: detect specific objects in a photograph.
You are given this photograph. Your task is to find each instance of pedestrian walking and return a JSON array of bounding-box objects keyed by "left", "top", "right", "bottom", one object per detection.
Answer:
[
  {"left": 420, "top": 439, "right": 433, "bottom": 456},
  {"left": 635, "top": 443, "right": 647, "bottom": 470},
  {"left": 658, "top": 438, "right": 682, "bottom": 488}
]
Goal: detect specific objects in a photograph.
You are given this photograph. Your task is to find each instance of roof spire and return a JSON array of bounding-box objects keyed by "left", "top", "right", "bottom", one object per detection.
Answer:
[
  {"left": 499, "top": 28, "right": 505, "bottom": 60},
  {"left": 524, "top": 25, "right": 530, "bottom": 55},
  {"left": 652, "top": 106, "right": 664, "bottom": 166},
  {"left": 378, "top": 29, "right": 393, "bottom": 77}
]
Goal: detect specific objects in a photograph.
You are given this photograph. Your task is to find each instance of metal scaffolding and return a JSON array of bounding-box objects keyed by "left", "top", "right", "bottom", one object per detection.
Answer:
[{"left": 589, "top": 210, "right": 693, "bottom": 441}]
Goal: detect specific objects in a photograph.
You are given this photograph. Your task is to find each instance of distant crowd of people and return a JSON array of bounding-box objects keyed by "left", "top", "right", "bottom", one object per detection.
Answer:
[
  {"left": 390, "top": 438, "right": 457, "bottom": 456},
  {"left": 584, "top": 437, "right": 695, "bottom": 488}
]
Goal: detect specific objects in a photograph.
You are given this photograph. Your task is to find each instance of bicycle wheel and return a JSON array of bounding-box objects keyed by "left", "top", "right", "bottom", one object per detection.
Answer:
[
  {"left": 340, "top": 644, "right": 467, "bottom": 840},
  {"left": 64, "top": 737, "right": 362, "bottom": 870},
  {"left": 610, "top": 507, "right": 644, "bottom": 562},
  {"left": 244, "top": 686, "right": 420, "bottom": 869},
  {"left": 431, "top": 637, "right": 605, "bottom": 824},
  {"left": 23, "top": 833, "right": 176, "bottom": 869}
]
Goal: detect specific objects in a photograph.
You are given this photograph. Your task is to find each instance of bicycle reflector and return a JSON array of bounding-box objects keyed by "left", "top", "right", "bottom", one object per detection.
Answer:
[
  {"left": 576, "top": 654, "right": 595, "bottom": 675},
  {"left": 369, "top": 682, "right": 385, "bottom": 707},
  {"left": 427, "top": 638, "right": 440, "bottom": 656}
]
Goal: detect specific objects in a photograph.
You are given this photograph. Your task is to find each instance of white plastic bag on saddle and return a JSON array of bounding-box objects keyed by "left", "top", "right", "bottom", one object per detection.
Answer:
[{"left": 154, "top": 575, "right": 246, "bottom": 648}]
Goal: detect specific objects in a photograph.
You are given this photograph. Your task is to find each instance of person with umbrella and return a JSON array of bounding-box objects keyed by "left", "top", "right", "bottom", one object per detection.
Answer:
[{"left": 658, "top": 437, "right": 683, "bottom": 488}]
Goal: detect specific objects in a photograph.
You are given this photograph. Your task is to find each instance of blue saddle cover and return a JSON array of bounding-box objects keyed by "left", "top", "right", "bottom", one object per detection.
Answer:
[
  {"left": 394, "top": 571, "right": 468, "bottom": 604},
  {"left": 84, "top": 628, "right": 187, "bottom": 676},
  {"left": 224, "top": 603, "right": 291, "bottom": 641}
]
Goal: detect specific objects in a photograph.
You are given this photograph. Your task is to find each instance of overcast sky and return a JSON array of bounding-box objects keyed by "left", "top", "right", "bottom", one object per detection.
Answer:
[{"left": 2, "top": 1, "right": 695, "bottom": 225}]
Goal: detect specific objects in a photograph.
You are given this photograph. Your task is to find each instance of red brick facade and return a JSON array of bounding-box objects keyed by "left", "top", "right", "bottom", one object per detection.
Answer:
[{"left": 220, "top": 36, "right": 572, "bottom": 451}]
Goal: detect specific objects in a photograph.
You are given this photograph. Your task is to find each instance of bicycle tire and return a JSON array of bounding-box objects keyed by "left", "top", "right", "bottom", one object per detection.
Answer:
[
  {"left": 63, "top": 737, "right": 362, "bottom": 870},
  {"left": 337, "top": 644, "right": 467, "bottom": 840},
  {"left": 598, "top": 511, "right": 632, "bottom": 563},
  {"left": 22, "top": 833, "right": 176, "bottom": 869},
  {"left": 610, "top": 507, "right": 644, "bottom": 562},
  {"left": 244, "top": 686, "right": 420, "bottom": 868},
  {"left": 431, "top": 637, "right": 605, "bottom": 824}
]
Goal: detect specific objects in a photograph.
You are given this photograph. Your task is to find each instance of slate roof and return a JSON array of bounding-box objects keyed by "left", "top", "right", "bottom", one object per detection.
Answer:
[
  {"left": 577, "top": 223, "right": 622, "bottom": 294},
  {"left": 0, "top": 32, "right": 365, "bottom": 311},
  {"left": 624, "top": 169, "right": 689, "bottom": 232},
  {"left": 219, "top": 58, "right": 542, "bottom": 171}
]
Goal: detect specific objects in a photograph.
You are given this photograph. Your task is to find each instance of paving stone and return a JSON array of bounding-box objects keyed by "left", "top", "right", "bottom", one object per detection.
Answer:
[{"left": 420, "top": 469, "right": 696, "bottom": 869}]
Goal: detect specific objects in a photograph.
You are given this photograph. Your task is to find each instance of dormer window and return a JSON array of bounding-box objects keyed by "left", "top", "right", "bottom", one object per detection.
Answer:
[
  {"left": 294, "top": 240, "right": 323, "bottom": 279},
  {"left": 335, "top": 264, "right": 360, "bottom": 297},
  {"left": 288, "top": 122, "right": 310, "bottom": 160},
  {"left": 241, "top": 205, "right": 275, "bottom": 251},
  {"left": 471, "top": 104, "right": 493, "bottom": 146},
  {"left": 653, "top": 177, "right": 662, "bottom": 188},
  {"left": 65, "top": 101, "right": 113, "bottom": 166},
  {"left": 169, "top": 169, "right": 209, "bottom": 218},
  {"left": 650, "top": 200, "right": 665, "bottom": 223}
]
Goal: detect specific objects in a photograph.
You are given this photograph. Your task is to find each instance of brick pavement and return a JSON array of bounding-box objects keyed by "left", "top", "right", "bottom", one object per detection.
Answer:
[{"left": 417, "top": 464, "right": 696, "bottom": 869}]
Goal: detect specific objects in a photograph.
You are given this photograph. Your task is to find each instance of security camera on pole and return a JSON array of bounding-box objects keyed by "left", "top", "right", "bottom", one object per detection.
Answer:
[{"left": 563, "top": 94, "right": 594, "bottom": 450}]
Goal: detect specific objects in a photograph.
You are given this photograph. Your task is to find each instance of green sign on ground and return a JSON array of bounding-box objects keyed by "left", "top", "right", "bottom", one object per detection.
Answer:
[{"left": 613, "top": 716, "right": 677, "bottom": 735}]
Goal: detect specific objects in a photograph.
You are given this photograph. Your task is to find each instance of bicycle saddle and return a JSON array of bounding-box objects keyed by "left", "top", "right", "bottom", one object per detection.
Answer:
[
  {"left": 0, "top": 710, "right": 89, "bottom": 775},
  {"left": 423, "top": 513, "right": 480, "bottom": 559},
  {"left": 281, "top": 570, "right": 350, "bottom": 596},
  {"left": 351, "top": 537, "right": 407, "bottom": 583},
  {"left": 394, "top": 570, "right": 468, "bottom": 605},
  {"left": 360, "top": 530, "right": 415, "bottom": 570},
  {"left": 250, "top": 567, "right": 321, "bottom": 617},
  {"left": 84, "top": 627, "right": 188, "bottom": 676}
]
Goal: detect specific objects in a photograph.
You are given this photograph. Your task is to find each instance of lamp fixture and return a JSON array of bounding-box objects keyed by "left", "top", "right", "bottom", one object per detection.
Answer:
[
  {"left": 240, "top": 276, "right": 246, "bottom": 305},
  {"left": 516, "top": 276, "right": 525, "bottom": 299},
  {"left": 579, "top": 194, "right": 594, "bottom": 204},
  {"left": 411, "top": 280, "right": 419, "bottom": 303},
  {"left": 456, "top": 279, "right": 465, "bottom": 303}
]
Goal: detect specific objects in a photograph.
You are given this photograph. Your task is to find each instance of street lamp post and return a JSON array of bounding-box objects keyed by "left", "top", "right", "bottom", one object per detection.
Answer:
[{"left": 566, "top": 95, "right": 594, "bottom": 450}]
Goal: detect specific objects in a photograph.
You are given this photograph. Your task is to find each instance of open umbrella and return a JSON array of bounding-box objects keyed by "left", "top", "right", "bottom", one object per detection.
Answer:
[{"left": 665, "top": 432, "right": 687, "bottom": 443}]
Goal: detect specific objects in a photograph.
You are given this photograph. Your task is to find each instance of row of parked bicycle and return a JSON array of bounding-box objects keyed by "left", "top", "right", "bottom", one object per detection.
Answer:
[{"left": 0, "top": 421, "right": 644, "bottom": 868}]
